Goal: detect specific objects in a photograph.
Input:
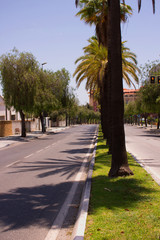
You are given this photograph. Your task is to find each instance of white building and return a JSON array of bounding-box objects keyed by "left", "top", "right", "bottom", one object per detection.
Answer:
[{"left": 0, "top": 95, "right": 21, "bottom": 121}]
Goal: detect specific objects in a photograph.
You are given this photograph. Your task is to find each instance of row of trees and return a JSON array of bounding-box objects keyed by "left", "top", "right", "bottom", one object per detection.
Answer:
[
  {"left": 0, "top": 49, "right": 100, "bottom": 137},
  {"left": 74, "top": 0, "right": 142, "bottom": 177},
  {"left": 125, "top": 83, "right": 160, "bottom": 128}
]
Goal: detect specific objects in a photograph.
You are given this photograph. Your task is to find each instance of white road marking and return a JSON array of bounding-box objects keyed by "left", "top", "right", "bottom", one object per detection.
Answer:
[
  {"left": 6, "top": 160, "right": 21, "bottom": 168},
  {"left": 5, "top": 135, "right": 62, "bottom": 168},
  {"left": 44, "top": 130, "right": 97, "bottom": 240},
  {"left": 45, "top": 146, "right": 50, "bottom": 149},
  {"left": 24, "top": 153, "right": 33, "bottom": 159},
  {"left": 36, "top": 149, "right": 43, "bottom": 153}
]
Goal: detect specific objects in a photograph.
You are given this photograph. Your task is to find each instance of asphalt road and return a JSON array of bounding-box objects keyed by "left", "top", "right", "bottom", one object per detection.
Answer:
[
  {"left": 0, "top": 124, "right": 98, "bottom": 240},
  {"left": 125, "top": 124, "right": 160, "bottom": 185}
]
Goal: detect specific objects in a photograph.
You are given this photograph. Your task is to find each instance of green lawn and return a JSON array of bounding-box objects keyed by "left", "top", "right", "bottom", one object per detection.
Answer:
[{"left": 84, "top": 128, "right": 160, "bottom": 240}]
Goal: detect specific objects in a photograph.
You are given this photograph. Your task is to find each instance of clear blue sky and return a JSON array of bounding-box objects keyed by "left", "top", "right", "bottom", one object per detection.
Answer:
[{"left": 0, "top": 1, "right": 160, "bottom": 104}]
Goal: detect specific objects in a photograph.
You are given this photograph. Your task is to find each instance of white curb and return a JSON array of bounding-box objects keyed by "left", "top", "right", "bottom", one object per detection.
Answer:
[{"left": 71, "top": 133, "right": 98, "bottom": 240}]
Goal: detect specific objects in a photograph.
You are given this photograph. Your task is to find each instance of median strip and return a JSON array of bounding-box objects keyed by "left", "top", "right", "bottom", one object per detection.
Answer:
[{"left": 84, "top": 128, "right": 160, "bottom": 240}]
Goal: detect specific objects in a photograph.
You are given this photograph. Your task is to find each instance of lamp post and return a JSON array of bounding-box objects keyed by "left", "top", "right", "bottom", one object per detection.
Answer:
[
  {"left": 41, "top": 62, "right": 47, "bottom": 132},
  {"left": 42, "top": 62, "right": 47, "bottom": 70}
]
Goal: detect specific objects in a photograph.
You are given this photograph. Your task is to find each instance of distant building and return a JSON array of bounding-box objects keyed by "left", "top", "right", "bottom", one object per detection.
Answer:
[
  {"left": 88, "top": 88, "right": 139, "bottom": 109},
  {"left": 123, "top": 88, "right": 139, "bottom": 104},
  {"left": 0, "top": 95, "right": 42, "bottom": 136}
]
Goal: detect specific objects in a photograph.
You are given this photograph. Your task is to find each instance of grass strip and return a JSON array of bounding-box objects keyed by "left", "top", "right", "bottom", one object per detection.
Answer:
[{"left": 84, "top": 128, "right": 160, "bottom": 240}]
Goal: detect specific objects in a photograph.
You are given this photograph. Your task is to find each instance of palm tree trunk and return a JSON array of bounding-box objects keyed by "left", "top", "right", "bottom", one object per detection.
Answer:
[
  {"left": 100, "top": 87, "right": 105, "bottom": 137},
  {"left": 20, "top": 110, "right": 26, "bottom": 137},
  {"left": 102, "top": 68, "right": 112, "bottom": 154},
  {"left": 107, "top": 0, "right": 133, "bottom": 177}
]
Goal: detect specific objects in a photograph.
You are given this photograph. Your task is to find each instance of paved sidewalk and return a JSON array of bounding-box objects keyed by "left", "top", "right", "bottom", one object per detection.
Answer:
[{"left": 0, "top": 127, "right": 69, "bottom": 149}]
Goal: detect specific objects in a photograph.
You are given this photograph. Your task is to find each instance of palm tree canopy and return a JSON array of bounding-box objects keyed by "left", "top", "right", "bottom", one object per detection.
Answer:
[
  {"left": 76, "top": 0, "right": 132, "bottom": 25},
  {"left": 74, "top": 36, "right": 107, "bottom": 91},
  {"left": 73, "top": 37, "right": 140, "bottom": 91},
  {"left": 138, "top": 0, "right": 155, "bottom": 13},
  {"left": 76, "top": 0, "right": 155, "bottom": 13}
]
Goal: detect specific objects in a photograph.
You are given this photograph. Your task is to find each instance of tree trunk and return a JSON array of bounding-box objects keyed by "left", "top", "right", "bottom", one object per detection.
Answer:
[
  {"left": 107, "top": 0, "right": 133, "bottom": 177},
  {"left": 144, "top": 115, "right": 147, "bottom": 127},
  {"left": 157, "top": 113, "right": 160, "bottom": 129},
  {"left": 66, "top": 112, "right": 68, "bottom": 126},
  {"left": 20, "top": 110, "right": 26, "bottom": 137},
  {"left": 102, "top": 68, "right": 112, "bottom": 154},
  {"left": 40, "top": 113, "right": 46, "bottom": 133},
  {"left": 100, "top": 85, "right": 107, "bottom": 139}
]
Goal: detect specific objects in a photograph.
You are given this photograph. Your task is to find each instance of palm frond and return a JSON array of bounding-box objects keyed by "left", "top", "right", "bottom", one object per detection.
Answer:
[{"left": 138, "top": 0, "right": 155, "bottom": 13}]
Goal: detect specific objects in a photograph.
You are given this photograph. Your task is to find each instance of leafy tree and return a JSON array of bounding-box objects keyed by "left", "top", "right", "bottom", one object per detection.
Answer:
[
  {"left": 77, "top": 105, "right": 100, "bottom": 124},
  {"left": 0, "top": 49, "right": 39, "bottom": 137},
  {"left": 138, "top": 83, "right": 160, "bottom": 128},
  {"left": 124, "top": 101, "right": 136, "bottom": 124},
  {"left": 34, "top": 70, "right": 59, "bottom": 133},
  {"left": 49, "top": 68, "right": 77, "bottom": 126},
  {"left": 66, "top": 89, "right": 79, "bottom": 125}
]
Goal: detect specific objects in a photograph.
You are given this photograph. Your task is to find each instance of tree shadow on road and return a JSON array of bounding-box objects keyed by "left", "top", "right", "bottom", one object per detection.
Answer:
[
  {"left": 8, "top": 156, "right": 86, "bottom": 179},
  {"left": 0, "top": 181, "right": 81, "bottom": 232}
]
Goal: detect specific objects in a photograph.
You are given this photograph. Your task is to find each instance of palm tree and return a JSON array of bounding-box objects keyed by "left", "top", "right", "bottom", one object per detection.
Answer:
[
  {"left": 74, "top": 38, "right": 139, "bottom": 91},
  {"left": 74, "top": 37, "right": 139, "bottom": 147},
  {"left": 107, "top": 0, "right": 156, "bottom": 177},
  {"left": 75, "top": 1, "right": 135, "bottom": 176},
  {"left": 76, "top": 0, "right": 133, "bottom": 155},
  {"left": 138, "top": 0, "right": 155, "bottom": 13},
  {"left": 74, "top": 37, "right": 107, "bottom": 91},
  {"left": 76, "top": 0, "right": 132, "bottom": 47},
  {"left": 122, "top": 43, "right": 140, "bottom": 88},
  {"left": 75, "top": 0, "right": 155, "bottom": 177},
  {"left": 106, "top": 0, "right": 130, "bottom": 176}
]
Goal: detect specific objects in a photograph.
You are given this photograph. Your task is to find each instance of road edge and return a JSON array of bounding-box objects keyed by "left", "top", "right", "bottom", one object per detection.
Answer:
[
  {"left": 127, "top": 151, "right": 160, "bottom": 186},
  {"left": 44, "top": 125, "right": 98, "bottom": 240},
  {"left": 71, "top": 127, "right": 98, "bottom": 240}
]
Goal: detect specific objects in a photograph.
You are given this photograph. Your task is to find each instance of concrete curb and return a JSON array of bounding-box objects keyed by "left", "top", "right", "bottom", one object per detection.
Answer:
[{"left": 71, "top": 131, "right": 98, "bottom": 240}]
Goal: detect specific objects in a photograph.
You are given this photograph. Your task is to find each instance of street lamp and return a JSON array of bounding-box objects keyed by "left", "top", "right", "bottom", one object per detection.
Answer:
[
  {"left": 41, "top": 62, "right": 47, "bottom": 132},
  {"left": 42, "top": 62, "right": 47, "bottom": 70}
]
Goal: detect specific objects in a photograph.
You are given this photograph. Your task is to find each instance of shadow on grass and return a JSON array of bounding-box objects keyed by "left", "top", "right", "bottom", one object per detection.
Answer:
[
  {"left": 89, "top": 130, "right": 158, "bottom": 214},
  {"left": 89, "top": 175, "right": 155, "bottom": 214}
]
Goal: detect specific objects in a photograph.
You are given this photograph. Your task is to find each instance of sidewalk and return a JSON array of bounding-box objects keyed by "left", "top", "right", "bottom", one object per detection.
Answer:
[{"left": 0, "top": 127, "right": 69, "bottom": 149}]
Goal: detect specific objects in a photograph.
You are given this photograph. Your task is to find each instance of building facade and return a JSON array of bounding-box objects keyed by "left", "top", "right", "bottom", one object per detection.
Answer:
[
  {"left": 0, "top": 96, "right": 21, "bottom": 121},
  {"left": 123, "top": 88, "right": 139, "bottom": 104}
]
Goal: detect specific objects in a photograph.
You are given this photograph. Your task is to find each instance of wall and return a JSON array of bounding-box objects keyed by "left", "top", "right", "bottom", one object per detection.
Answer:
[{"left": 0, "top": 121, "right": 12, "bottom": 137}]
